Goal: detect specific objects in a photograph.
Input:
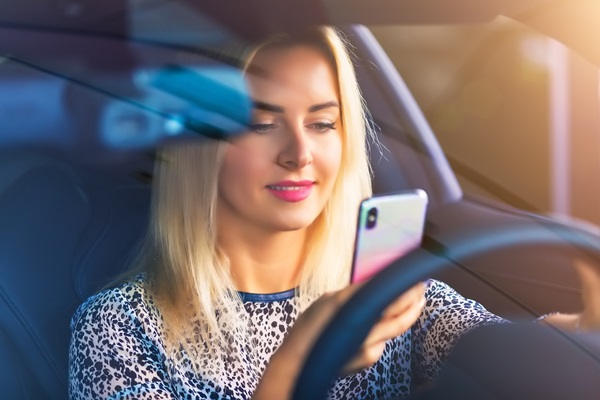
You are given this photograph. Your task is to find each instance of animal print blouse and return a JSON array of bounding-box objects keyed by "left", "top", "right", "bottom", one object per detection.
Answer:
[{"left": 69, "top": 276, "right": 505, "bottom": 399}]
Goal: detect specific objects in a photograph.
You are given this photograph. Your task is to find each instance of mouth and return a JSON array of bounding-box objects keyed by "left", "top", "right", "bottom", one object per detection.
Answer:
[
  {"left": 266, "top": 185, "right": 310, "bottom": 191},
  {"left": 266, "top": 180, "right": 314, "bottom": 189},
  {"left": 266, "top": 180, "right": 314, "bottom": 202}
]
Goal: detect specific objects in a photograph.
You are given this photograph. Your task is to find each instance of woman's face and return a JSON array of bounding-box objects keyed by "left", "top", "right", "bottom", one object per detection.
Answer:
[{"left": 217, "top": 44, "right": 343, "bottom": 234}]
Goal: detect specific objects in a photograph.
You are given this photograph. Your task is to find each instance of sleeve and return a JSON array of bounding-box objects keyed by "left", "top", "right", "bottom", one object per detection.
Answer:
[
  {"left": 68, "top": 286, "right": 177, "bottom": 400},
  {"left": 410, "top": 279, "right": 508, "bottom": 385}
]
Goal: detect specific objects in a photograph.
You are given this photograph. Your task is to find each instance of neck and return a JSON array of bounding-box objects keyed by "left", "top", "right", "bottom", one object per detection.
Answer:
[{"left": 218, "top": 228, "right": 307, "bottom": 294}]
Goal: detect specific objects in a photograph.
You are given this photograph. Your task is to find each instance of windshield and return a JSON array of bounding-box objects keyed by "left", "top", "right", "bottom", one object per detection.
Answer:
[
  {"left": 370, "top": 16, "right": 600, "bottom": 228},
  {"left": 0, "top": 3, "right": 251, "bottom": 155}
]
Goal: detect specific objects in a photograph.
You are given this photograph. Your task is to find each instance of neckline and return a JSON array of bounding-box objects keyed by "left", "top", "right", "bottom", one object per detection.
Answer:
[{"left": 238, "top": 287, "right": 297, "bottom": 302}]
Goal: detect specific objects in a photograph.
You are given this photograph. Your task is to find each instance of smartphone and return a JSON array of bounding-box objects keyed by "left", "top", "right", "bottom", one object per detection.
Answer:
[{"left": 350, "top": 189, "right": 428, "bottom": 284}]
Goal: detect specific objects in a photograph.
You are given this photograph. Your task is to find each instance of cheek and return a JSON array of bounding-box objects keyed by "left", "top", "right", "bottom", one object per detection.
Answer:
[
  {"left": 322, "top": 134, "right": 343, "bottom": 181},
  {"left": 220, "top": 145, "right": 268, "bottom": 187}
]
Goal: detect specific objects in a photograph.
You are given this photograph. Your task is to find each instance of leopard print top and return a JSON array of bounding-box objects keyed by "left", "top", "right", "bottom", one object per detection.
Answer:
[{"left": 69, "top": 277, "right": 505, "bottom": 399}]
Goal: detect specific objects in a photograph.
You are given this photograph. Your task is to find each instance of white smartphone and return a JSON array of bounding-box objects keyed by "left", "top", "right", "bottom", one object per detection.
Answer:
[{"left": 350, "top": 189, "right": 428, "bottom": 284}]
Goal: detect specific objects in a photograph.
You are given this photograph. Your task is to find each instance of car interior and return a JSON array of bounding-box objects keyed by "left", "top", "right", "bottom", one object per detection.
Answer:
[{"left": 1, "top": 1, "right": 599, "bottom": 399}]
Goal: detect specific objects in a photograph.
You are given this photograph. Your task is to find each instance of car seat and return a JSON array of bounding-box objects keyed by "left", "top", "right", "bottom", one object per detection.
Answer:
[{"left": 0, "top": 150, "right": 150, "bottom": 399}]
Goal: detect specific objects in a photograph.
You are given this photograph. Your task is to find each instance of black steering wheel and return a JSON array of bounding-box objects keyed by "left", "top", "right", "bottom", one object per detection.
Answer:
[{"left": 292, "top": 216, "right": 600, "bottom": 399}]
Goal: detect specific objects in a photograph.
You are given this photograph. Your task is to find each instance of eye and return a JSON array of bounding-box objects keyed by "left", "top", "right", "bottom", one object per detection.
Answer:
[
  {"left": 249, "top": 123, "right": 277, "bottom": 134},
  {"left": 309, "top": 122, "right": 336, "bottom": 133}
]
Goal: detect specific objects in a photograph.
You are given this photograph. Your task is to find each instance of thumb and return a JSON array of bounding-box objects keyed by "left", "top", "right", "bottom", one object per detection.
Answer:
[{"left": 574, "top": 258, "right": 600, "bottom": 331}]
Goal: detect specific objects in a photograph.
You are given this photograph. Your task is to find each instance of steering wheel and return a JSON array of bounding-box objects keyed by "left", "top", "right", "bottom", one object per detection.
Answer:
[{"left": 292, "top": 216, "right": 600, "bottom": 399}]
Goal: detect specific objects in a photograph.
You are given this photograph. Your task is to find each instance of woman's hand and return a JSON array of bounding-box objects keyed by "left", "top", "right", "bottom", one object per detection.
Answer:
[
  {"left": 341, "top": 282, "right": 426, "bottom": 375},
  {"left": 253, "top": 282, "right": 426, "bottom": 399},
  {"left": 574, "top": 258, "right": 600, "bottom": 331},
  {"left": 543, "top": 258, "right": 600, "bottom": 332}
]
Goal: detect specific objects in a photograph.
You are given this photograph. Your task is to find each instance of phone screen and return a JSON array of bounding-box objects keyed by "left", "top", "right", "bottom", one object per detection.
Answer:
[{"left": 350, "top": 190, "right": 428, "bottom": 283}]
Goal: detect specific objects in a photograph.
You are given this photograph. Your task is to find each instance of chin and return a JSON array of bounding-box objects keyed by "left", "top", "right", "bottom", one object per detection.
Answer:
[
  {"left": 265, "top": 205, "right": 324, "bottom": 232},
  {"left": 274, "top": 221, "right": 313, "bottom": 232},
  {"left": 269, "top": 215, "right": 317, "bottom": 232}
]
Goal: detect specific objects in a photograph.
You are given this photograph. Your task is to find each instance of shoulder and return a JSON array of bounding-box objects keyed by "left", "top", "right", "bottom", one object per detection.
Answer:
[{"left": 70, "top": 274, "right": 156, "bottom": 332}]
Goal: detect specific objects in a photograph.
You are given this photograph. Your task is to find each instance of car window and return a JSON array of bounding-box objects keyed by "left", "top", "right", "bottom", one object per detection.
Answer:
[
  {"left": 0, "top": 3, "right": 251, "bottom": 156},
  {"left": 370, "top": 16, "right": 600, "bottom": 227}
]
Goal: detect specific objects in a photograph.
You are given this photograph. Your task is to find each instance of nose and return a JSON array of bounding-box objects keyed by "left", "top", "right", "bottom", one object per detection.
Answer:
[{"left": 277, "top": 122, "right": 312, "bottom": 170}]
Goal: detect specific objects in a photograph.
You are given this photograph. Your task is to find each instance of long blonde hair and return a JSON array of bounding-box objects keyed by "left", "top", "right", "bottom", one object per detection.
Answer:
[{"left": 131, "top": 26, "right": 374, "bottom": 354}]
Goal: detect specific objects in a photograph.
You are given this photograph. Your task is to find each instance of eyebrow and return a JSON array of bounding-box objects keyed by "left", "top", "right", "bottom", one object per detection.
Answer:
[
  {"left": 309, "top": 101, "right": 340, "bottom": 112},
  {"left": 253, "top": 101, "right": 284, "bottom": 113},
  {"left": 252, "top": 100, "right": 340, "bottom": 114}
]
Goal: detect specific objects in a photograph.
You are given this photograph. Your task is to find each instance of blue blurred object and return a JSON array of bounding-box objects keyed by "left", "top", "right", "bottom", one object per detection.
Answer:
[
  {"left": 100, "top": 65, "right": 252, "bottom": 149},
  {"left": 0, "top": 62, "right": 251, "bottom": 152},
  {"left": 0, "top": 68, "right": 72, "bottom": 148},
  {"left": 149, "top": 65, "right": 252, "bottom": 140}
]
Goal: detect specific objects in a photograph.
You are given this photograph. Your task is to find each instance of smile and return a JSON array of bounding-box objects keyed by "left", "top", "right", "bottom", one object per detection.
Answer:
[
  {"left": 267, "top": 186, "right": 307, "bottom": 191},
  {"left": 266, "top": 182, "right": 314, "bottom": 202}
]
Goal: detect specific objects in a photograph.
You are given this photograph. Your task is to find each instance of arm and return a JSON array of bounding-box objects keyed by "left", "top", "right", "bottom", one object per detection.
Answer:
[
  {"left": 69, "top": 287, "right": 176, "bottom": 400},
  {"left": 411, "top": 279, "right": 507, "bottom": 384}
]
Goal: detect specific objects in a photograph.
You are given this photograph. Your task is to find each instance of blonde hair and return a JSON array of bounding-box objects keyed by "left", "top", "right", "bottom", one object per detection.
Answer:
[{"left": 130, "top": 26, "right": 375, "bottom": 360}]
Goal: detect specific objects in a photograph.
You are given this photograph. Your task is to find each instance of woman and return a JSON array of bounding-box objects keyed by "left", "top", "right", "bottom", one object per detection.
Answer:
[{"left": 69, "top": 26, "right": 596, "bottom": 399}]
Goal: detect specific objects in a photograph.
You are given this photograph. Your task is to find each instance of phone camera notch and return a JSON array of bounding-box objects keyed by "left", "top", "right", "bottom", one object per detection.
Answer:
[{"left": 366, "top": 207, "right": 378, "bottom": 229}]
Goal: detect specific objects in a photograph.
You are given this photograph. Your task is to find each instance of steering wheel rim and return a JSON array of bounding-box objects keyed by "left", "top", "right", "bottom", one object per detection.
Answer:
[{"left": 292, "top": 216, "right": 600, "bottom": 399}]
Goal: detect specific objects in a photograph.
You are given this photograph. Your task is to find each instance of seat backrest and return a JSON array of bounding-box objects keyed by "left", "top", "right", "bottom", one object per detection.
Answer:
[{"left": 0, "top": 150, "right": 150, "bottom": 399}]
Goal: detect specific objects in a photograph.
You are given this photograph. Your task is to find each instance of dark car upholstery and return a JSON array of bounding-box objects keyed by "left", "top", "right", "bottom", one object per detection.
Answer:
[{"left": 0, "top": 150, "right": 150, "bottom": 399}]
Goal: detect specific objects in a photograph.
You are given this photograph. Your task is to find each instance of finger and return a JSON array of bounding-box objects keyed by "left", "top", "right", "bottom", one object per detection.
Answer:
[
  {"left": 343, "top": 294, "right": 426, "bottom": 375},
  {"left": 342, "top": 340, "right": 387, "bottom": 376},
  {"left": 340, "top": 284, "right": 427, "bottom": 375},
  {"left": 574, "top": 258, "right": 600, "bottom": 330},
  {"left": 364, "top": 294, "right": 426, "bottom": 347},
  {"left": 382, "top": 282, "right": 426, "bottom": 318}
]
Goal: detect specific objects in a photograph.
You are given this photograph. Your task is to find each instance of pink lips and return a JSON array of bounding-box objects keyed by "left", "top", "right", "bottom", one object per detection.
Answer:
[{"left": 266, "top": 180, "right": 314, "bottom": 202}]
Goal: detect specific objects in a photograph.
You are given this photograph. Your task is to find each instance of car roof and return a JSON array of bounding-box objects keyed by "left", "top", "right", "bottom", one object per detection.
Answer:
[
  {"left": 0, "top": 0, "right": 534, "bottom": 35},
  {"left": 1, "top": 0, "right": 596, "bottom": 70}
]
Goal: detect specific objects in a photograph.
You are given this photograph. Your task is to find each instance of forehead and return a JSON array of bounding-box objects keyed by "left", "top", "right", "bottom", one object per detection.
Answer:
[{"left": 245, "top": 45, "right": 340, "bottom": 104}]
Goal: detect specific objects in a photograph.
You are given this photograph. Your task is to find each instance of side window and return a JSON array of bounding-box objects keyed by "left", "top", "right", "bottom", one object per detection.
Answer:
[{"left": 370, "top": 17, "right": 600, "bottom": 227}]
